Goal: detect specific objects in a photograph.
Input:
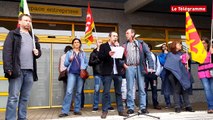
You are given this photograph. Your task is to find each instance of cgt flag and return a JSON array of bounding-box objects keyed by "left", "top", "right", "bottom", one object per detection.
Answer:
[
  {"left": 85, "top": 2, "right": 95, "bottom": 45},
  {"left": 186, "top": 12, "right": 207, "bottom": 63}
]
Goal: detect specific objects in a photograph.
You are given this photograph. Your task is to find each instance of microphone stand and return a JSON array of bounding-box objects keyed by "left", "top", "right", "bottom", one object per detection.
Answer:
[
  {"left": 124, "top": 112, "right": 160, "bottom": 120},
  {"left": 124, "top": 40, "right": 160, "bottom": 120}
]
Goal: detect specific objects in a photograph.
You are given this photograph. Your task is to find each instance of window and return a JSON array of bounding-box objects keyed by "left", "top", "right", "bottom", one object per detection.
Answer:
[
  {"left": 74, "top": 24, "right": 116, "bottom": 42},
  {"left": 200, "top": 30, "right": 211, "bottom": 39},
  {"left": 168, "top": 30, "right": 185, "bottom": 39},
  {"left": 133, "top": 26, "right": 210, "bottom": 52},
  {"left": 134, "top": 27, "right": 165, "bottom": 39}
]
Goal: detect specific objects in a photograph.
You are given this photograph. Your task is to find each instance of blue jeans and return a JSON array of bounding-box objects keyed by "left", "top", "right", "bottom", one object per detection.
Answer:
[
  {"left": 201, "top": 78, "right": 213, "bottom": 110},
  {"left": 61, "top": 73, "right": 84, "bottom": 114},
  {"left": 126, "top": 66, "right": 146, "bottom": 110},
  {"left": 93, "top": 75, "right": 112, "bottom": 109},
  {"left": 93, "top": 75, "right": 102, "bottom": 109},
  {"left": 5, "top": 69, "right": 34, "bottom": 120},
  {"left": 102, "top": 75, "right": 123, "bottom": 112}
]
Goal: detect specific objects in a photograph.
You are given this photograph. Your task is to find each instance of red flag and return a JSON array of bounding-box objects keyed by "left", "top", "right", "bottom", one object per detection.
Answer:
[
  {"left": 85, "top": 2, "right": 95, "bottom": 45},
  {"left": 186, "top": 12, "right": 207, "bottom": 63}
]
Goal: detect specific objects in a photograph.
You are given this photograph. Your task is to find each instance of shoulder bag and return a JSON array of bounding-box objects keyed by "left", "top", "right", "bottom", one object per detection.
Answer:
[{"left": 75, "top": 53, "right": 89, "bottom": 80}]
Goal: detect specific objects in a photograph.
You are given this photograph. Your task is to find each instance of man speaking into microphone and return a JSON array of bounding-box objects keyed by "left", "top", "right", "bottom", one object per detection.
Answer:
[{"left": 122, "top": 28, "right": 154, "bottom": 114}]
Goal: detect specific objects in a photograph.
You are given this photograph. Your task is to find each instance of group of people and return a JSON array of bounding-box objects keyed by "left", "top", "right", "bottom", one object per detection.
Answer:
[
  {"left": 57, "top": 28, "right": 213, "bottom": 119},
  {"left": 2, "top": 14, "right": 213, "bottom": 120},
  {"left": 58, "top": 29, "right": 156, "bottom": 119}
]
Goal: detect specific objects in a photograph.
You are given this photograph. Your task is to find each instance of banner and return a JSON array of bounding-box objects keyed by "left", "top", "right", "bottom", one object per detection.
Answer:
[
  {"left": 186, "top": 12, "right": 207, "bottom": 63},
  {"left": 84, "top": 2, "right": 95, "bottom": 45}
]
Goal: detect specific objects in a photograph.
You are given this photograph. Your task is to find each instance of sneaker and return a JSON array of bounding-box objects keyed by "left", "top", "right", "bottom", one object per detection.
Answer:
[
  {"left": 74, "top": 112, "right": 82, "bottom": 115},
  {"left": 175, "top": 108, "right": 181, "bottom": 113},
  {"left": 101, "top": 112, "right": 108, "bottom": 119},
  {"left": 185, "top": 107, "right": 195, "bottom": 112},
  {"left": 108, "top": 106, "right": 115, "bottom": 111},
  {"left": 58, "top": 113, "right": 68, "bottom": 117},
  {"left": 127, "top": 109, "right": 134, "bottom": 114},
  {"left": 92, "top": 108, "right": 98, "bottom": 112},
  {"left": 154, "top": 105, "right": 162, "bottom": 110},
  {"left": 207, "top": 109, "right": 213, "bottom": 114},
  {"left": 141, "top": 109, "right": 149, "bottom": 114}
]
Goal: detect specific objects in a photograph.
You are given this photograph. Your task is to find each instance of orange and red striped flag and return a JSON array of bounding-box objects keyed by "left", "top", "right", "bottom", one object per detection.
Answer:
[
  {"left": 186, "top": 12, "right": 207, "bottom": 63},
  {"left": 85, "top": 2, "right": 95, "bottom": 45}
]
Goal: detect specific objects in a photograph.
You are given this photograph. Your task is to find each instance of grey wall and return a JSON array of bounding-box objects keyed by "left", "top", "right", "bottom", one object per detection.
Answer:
[{"left": 0, "top": 1, "right": 211, "bottom": 44}]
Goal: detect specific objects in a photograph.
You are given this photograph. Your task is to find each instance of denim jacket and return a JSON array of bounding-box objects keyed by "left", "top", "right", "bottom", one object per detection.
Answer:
[{"left": 64, "top": 50, "right": 88, "bottom": 70}]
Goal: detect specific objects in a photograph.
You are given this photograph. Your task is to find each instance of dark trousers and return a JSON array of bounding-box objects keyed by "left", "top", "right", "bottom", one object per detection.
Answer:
[
  {"left": 102, "top": 74, "right": 123, "bottom": 112},
  {"left": 145, "top": 72, "right": 159, "bottom": 107},
  {"left": 168, "top": 73, "right": 191, "bottom": 108},
  {"left": 164, "top": 94, "right": 171, "bottom": 106}
]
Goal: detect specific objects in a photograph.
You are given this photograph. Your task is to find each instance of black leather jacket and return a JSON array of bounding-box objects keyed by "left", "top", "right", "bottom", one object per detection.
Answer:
[
  {"left": 3, "top": 28, "right": 41, "bottom": 81},
  {"left": 89, "top": 48, "right": 102, "bottom": 75},
  {"left": 98, "top": 42, "right": 124, "bottom": 76}
]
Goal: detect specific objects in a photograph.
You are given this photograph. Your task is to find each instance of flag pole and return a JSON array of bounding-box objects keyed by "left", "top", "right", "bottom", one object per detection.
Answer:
[
  {"left": 210, "top": 1, "right": 213, "bottom": 63},
  {"left": 93, "top": 24, "right": 98, "bottom": 43},
  {"left": 211, "top": 18, "right": 213, "bottom": 63},
  {"left": 186, "top": 12, "right": 189, "bottom": 70},
  {"left": 30, "top": 24, "right": 36, "bottom": 49},
  {"left": 23, "top": 0, "right": 36, "bottom": 49}
]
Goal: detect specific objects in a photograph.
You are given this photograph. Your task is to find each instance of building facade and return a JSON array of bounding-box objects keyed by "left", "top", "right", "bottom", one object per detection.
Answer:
[{"left": 0, "top": 0, "right": 211, "bottom": 111}]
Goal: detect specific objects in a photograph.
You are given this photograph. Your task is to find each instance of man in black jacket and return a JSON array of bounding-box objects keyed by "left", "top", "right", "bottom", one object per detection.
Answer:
[
  {"left": 89, "top": 39, "right": 114, "bottom": 112},
  {"left": 98, "top": 32, "right": 128, "bottom": 119},
  {"left": 3, "top": 14, "right": 41, "bottom": 120}
]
